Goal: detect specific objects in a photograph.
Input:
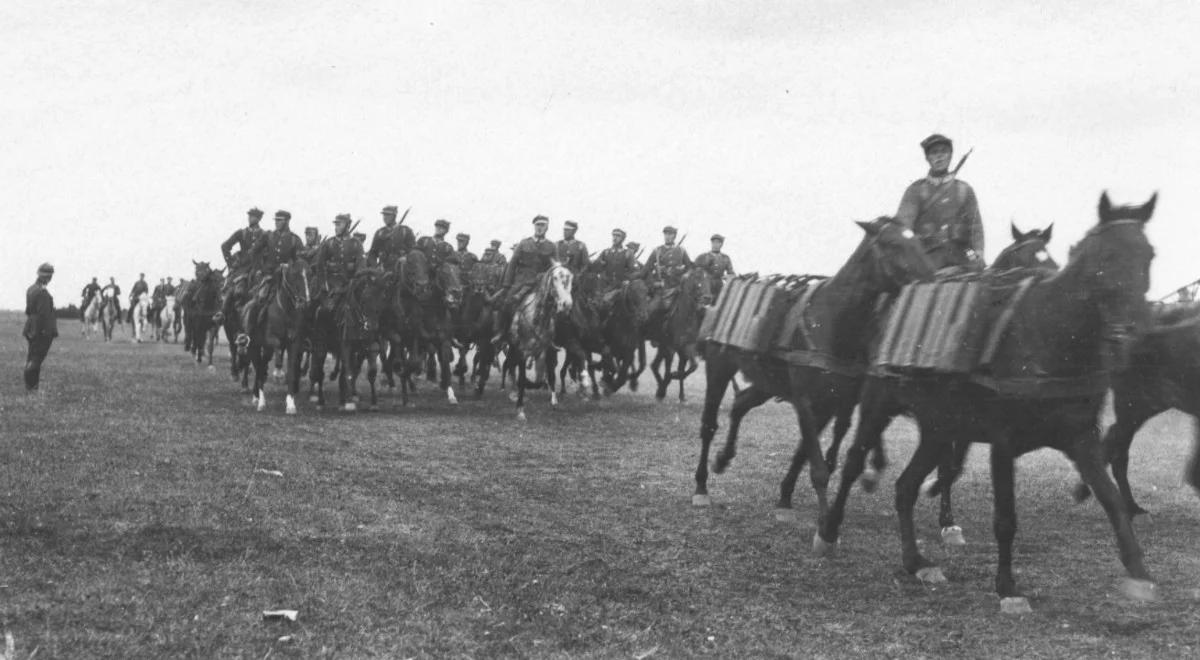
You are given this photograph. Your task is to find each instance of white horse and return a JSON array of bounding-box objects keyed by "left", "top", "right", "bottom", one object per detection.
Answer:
[
  {"left": 509, "top": 261, "right": 574, "bottom": 420},
  {"left": 82, "top": 295, "right": 103, "bottom": 339},
  {"left": 131, "top": 293, "right": 151, "bottom": 343},
  {"left": 157, "top": 295, "right": 177, "bottom": 342}
]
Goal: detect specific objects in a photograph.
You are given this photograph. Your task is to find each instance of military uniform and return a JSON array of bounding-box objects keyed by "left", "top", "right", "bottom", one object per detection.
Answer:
[
  {"left": 301, "top": 228, "right": 322, "bottom": 263},
  {"left": 127, "top": 277, "right": 147, "bottom": 322},
  {"left": 24, "top": 265, "right": 58, "bottom": 391},
  {"left": 100, "top": 280, "right": 122, "bottom": 322},
  {"left": 455, "top": 233, "right": 479, "bottom": 280},
  {"left": 481, "top": 239, "right": 508, "bottom": 268},
  {"left": 595, "top": 229, "right": 637, "bottom": 288},
  {"left": 317, "top": 228, "right": 365, "bottom": 290},
  {"left": 240, "top": 220, "right": 305, "bottom": 334},
  {"left": 694, "top": 235, "right": 735, "bottom": 297},
  {"left": 367, "top": 223, "right": 416, "bottom": 271},
  {"left": 895, "top": 134, "right": 985, "bottom": 269},
  {"left": 416, "top": 227, "right": 458, "bottom": 269},
  {"left": 493, "top": 216, "right": 557, "bottom": 341},
  {"left": 641, "top": 231, "right": 692, "bottom": 289},
  {"left": 221, "top": 211, "right": 267, "bottom": 271},
  {"left": 556, "top": 221, "right": 590, "bottom": 274}
]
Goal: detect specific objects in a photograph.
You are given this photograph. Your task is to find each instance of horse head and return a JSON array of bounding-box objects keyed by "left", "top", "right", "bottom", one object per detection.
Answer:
[
  {"left": 680, "top": 266, "right": 715, "bottom": 307},
  {"left": 546, "top": 260, "right": 574, "bottom": 313},
  {"left": 193, "top": 260, "right": 212, "bottom": 280},
  {"left": 623, "top": 278, "right": 650, "bottom": 325},
  {"left": 853, "top": 216, "right": 937, "bottom": 293},
  {"left": 435, "top": 261, "right": 464, "bottom": 308},
  {"left": 400, "top": 249, "right": 432, "bottom": 302},
  {"left": 1064, "top": 191, "right": 1157, "bottom": 370},
  {"left": 279, "top": 260, "right": 312, "bottom": 311},
  {"left": 993, "top": 222, "right": 1058, "bottom": 271}
]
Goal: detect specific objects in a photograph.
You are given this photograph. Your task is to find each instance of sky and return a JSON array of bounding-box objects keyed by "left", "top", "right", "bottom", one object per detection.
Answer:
[{"left": 3, "top": 0, "right": 1198, "bottom": 310}]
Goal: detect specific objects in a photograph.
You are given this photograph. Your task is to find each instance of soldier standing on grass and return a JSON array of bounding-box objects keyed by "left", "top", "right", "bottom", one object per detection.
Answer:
[{"left": 24, "top": 263, "right": 58, "bottom": 393}]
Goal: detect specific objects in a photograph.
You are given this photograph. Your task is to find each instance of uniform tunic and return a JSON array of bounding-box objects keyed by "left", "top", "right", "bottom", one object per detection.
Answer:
[
  {"left": 595, "top": 246, "right": 637, "bottom": 286},
  {"left": 456, "top": 248, "right": 479, "bottom": 275},
  {"left": 895, "top": 174, "right": 984, "bottom": 260},
  {"left": 367, "top": 223, "right": 416, "bottom": 270},
  {"left": 556, "top": 238, "right": 590, "bottom": 274},
  {"left": 221, "top": 225, "right": 267, "bottom": 266},
  {"left": 504, "top": 236, "right": 558, "bottom": 287},
  {"left": 317, "top": 234, "right": 365, "bottom": 285},
  {"left": 694, "top": 251, "right": 734, "bottom": 281},
  {"left": 641, "top": 243, "right": 692, "bottom": 288},
  {"left": 416, "top": 236, "right": 458, "bottom": 268},
  {"left": 250, "top": 228, "right": 305, "bottom": 274}
]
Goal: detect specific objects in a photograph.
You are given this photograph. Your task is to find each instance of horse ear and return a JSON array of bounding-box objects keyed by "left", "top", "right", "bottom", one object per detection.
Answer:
[
  {"left": 1099, "top": 191, "right": 1112, "bottom": 220},
  {"left": 1142, "top": 192, "right": 1158, "bottom": 222},
  {"left": 856, "top": 220, "right": 880, "bottom": 236},
  {"left": 192, "top": 259, "right": 198, "bottom": 266},
  {"left": 1042, "top": 223, "right": 1053, "bottom": 242},
  {"left": 1010, "top": 222, "right": 1022, "bottom": 241}
]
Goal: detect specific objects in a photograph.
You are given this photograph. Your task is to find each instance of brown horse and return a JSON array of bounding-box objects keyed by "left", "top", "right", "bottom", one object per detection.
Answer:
[
  {"left": 186, "top": 261, "right": 224, "bottom": 370},
  {"left": 647, "top": 266, "right": 715, "bottom": 402},
  {"left": 819, "top": 193, "right": 1157, "bottom": 609}
]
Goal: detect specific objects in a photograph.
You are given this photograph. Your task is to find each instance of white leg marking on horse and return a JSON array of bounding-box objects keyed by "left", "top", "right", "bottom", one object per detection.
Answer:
[
  {"left": 516, "top": 407, "right": 527, "bottom": 421},
  {"left": 919, "top": 476, "right": 937, "bottom": 498},
  {"left": 915, "top": 567, "right": 947, "bottom": 584},
  {"left": 691, "top": 494, "right": 712, "bottom": 507},
  {"left": 1000, "top": 597, "right": 1032, "bottom": 614},
  {"left": 860, "top": 467, "right": 879, "bottom": 491},
  {"left": 286, "top": 394, "right": 297, "bottom": 415},
  {"left": 941, "top": 525, "right": 966, "bottom": 546},
  {"left": 446, "top": 386, "right": 458, "bottom": 405},
  {"left": 773, "top": 508, "right": 797, "bottom": 523},
  {"left": 1120, "top": 578, "right": 1157, "bottom": 602},
  {"left": 550, "top": 391, "right": 559, "bottom": 407},
  {"left": 812, "top": 532, "right": 838, "bottom": 557},
  {"left": 256, "top": 393, "right": 266, "bottom": 412},
  {"left": 344, "top": 402, "right": 356, "bottom": 412}
]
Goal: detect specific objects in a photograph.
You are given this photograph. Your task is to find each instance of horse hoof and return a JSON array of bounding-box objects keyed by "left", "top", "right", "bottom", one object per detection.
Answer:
[
  {"left": 256, "top": 399, "right": 266, "bottom": 412},
  {"left": 286, "top": 406, "right": 297, "bottom": 415},
  {"left": 773, "top": 508, "right": 797, "bottom": 523},
  {"left": 343, "top": 403, "right": 356, "bottom": 412},
  {"left": 507, "top": 392, "right": 518, "bottom": 403},
  {"left": 1000, "top": 597, "right": 1032, "bottom": 614},
  {"left": 308, "top": 395, "right": 319, "bottom": 403},
  {"left": 516, "top": 410, "right": 527, "bottom": 422},
  {"left": 915, "top": 567, "right": 947, "bottom": 584},
  {"left": 207, "top": 365, "right": 215, "bottom": 372},
  {"left": 813, "top": 532, "right": 837, "bottom": 557},
  {"left": 1120, "top": 578, "right": 1157, "bottom": 602},
  {"left": 1072, "top": 482, "right": 1092, "bottom": 503},
  {"left": 941, "top": 525, "right": 966, "bottom": 546},
  {"left": 860, "top": 468, "right": 879, "bottom": 493},
  {"left": 692, "top": 494, "right": 712, "bottom": 507}
]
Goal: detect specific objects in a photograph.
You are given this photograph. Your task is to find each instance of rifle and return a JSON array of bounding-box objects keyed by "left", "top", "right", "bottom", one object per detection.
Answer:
[
  {"left": 398, "top": 206, "right": 411, "bottom": 225},
  {"left": 952, "top": 148, "right": 974, "bottom": 175}
]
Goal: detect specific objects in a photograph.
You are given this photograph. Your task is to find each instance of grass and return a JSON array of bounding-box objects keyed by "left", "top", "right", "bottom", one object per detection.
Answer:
[{"left": 2, "top": 312, "right": 1200, "bottom": 658}]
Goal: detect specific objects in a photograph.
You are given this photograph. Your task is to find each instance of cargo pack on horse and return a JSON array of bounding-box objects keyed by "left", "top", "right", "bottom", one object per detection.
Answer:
[
  {"left": 645, "top": 266, "right": 714, "bottom": 402},
  {"left": 185, "top": 260, "right": 224, "bottom": 369},
  {"left": 694, "top": 216, "right": 936, "bottom": 528},
  {"left": 818, "top": 193, "right": 1158, "bottom": 609},
  {"left": 506, "top": 261, "right": 573, "bottom": 420},
  {"left": 245, "top": 260, "right": 313, "bottom": 414},
  {"left": 1072, "top": 298, "right": 1200, "bottom": 514}
]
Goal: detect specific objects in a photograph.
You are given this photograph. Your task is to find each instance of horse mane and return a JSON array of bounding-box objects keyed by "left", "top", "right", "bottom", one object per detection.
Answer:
[{"left": 1150, "top": 301, "right": 1200, "bottom": 330}]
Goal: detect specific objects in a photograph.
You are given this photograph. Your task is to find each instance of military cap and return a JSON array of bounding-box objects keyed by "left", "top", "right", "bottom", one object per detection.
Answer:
[
  {"left": 304, "top": 226, "right": 319, "bottom": 233},
  {"left": 435, "top": 218, "right": 450, "bottom": 229},
  {"left": 532, "top": 215, "right": 549, "bottom": 225},
  {"left": 456, "top": 232, "right": 470, "bottom": 241},
  {"left": 489, "top": 239, "right": 502, "bottom": 248},
  {"left": 626, "top": 241, "right": 641, "bottom": 250},
  {"left": 382, "top": 205, "right": 398, "bottom": 215},
  {"left": 334, "top": 213, "right": 351, "bottom": 223},
  {"left": 274, "top": 210, "right": 291, "bottom": 221},
  {"left": 612, "top": 228, "right": 626, "bottom": 238},
  {"left": 710, "top": 233, "right": 725, "bottom": 242},
  {"left": 662, "top": 225, "right": 678, "bottom": 234},
  {"left": 563, "top": 220, "right": 579, "bottom": 230},
  {"left": 920, "top": 133, "right": 953, "bottom": 152},
  {"left": 248, "top": 207, "right": 264, "bottom": 218},
  {"left": 37, "top": 262, "right": 55, "bottom": 274}
]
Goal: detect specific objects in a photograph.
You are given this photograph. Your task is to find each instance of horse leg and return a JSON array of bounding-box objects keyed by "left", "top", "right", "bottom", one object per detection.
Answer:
[
  {"left": 1067, "top": 424, "right": 1154, "bottom": 600},
  {"left": 338, "top": 343, "right": 355, "bottom": 412},
  {"left": 440, "top": 340, "right": 457, "bottom": 405},
  {"left": 676, "top": 348, "right": 692, "bottom": 403},
  {"left": 367, "top": 344, "right": 381, "bottom": 411},
  {"left": 254, "top": 345, "right": 272, "bottom": 412},
  {"left": 1105, "top": 403, "right": 1157, "bottom": 515},
  {"left": 286, "top": 339, "right": 302, "bottom": 415},
  {"left": 630, "top": 341, "right": 646, "bottom": 392},
  {"left": 713, "top": 385, "right": 773, "bottom": 476},
  {"left": 309, "top": 344, "right": 327, "bottom": 408},
  {"left": 473, "top": 341, "right": 493, "bottom": 398},
  {"left": 454, "top": 345, "right": 469, "bottom": 389},
  {"left": 547, "top": 348, "right": 560, "bottom": 407},
  {"left": 817, "top": 397, "right": 889, "bottom": 554},
  {"left": 895, "top": 426, "right": 948, "bottom": 582},
  {"left": 650, "top": 348, "right": 668, "bottom": 401},
  {"left": 777, "top": 398, "right": 833, "bottom": 519},
  {"left": 695, "top": 353, "right": 738, "bottom": 506},
  {"left": 515, "top": 353, "right": 528, "bottom": 421}
]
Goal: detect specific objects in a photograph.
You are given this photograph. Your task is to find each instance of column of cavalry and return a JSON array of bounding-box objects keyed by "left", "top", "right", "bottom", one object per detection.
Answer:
[{"left": 176, "top": 205, "right": 734, "bottom": 418}]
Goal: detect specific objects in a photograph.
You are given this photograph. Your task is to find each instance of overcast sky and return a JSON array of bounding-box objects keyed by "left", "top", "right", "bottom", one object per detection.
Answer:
[{"left": 3, "top": 0, "right": 1197, "bottom": 310}]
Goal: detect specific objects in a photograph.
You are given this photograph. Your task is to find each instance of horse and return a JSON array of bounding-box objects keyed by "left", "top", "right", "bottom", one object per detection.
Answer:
[
  {"left": 171, "top": 280, "right": 189, "bottom": 342},
  {"left": 310, "top": 269, "right": 388, "bottom": 411},
  {"left": 388, "top": 249, "right": 434, "bottom": 407},
  {"left": 646, "top": 266, "right": 715, "bottom": 402},
  {"left": 131, "top": 293, "right": 151, "bottom": 343},
  {"left": 220, "top": 272, "right": 254, "bottom": 387},
  {"left": 82, "top": 295, "right": 103, "bottom": 339},
  {"left": 694, "top": 216, "right": 936, "bottom": 528},
  {"left": 99, "top": 292, "right": 120, "bottom": 341},
  {"left": 246, "top": 260, "right": 313, "bottom": 414},
  {"left": 599, "top": 278, "right": 649, "bottom": 393},
  {"left": 810, "top": 222, "right": 1063, "bottom": 548},
  {"left": 185, "top": 261, "right": 224, "bottom": 369},
  {"left": 453, "top": 261, "right": 505, "bottom": 396},
  {"left": 506, "top": 261, "right": 574, "bottom": 420},
  {"left": 157, "top": 295, "right": 177, "bottom": 342},
  {"left": 555, "top": 268, "right": 607, "bottom": 399},
  {"left": 820, "top": 192, "right": 1159, "bottom": 608}
]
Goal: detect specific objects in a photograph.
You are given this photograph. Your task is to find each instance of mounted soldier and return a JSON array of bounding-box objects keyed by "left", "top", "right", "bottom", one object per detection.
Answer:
[
  {"left": 625, "top": 241, "right": 644, "bottom": 270},
  {"left": 556, "top": 220, "right": 590, "bottom": 275},
  {"left": 316, "top": 213, "right": 366, "bottom": 313},
  {"left": 481, "top": 239, "right": 507, "bottom": 268},
  {"left": 220, "top": 207, "right": 267, "bottom": 324},
  {"left": 127, "top": 273, "right": 147, "bottom": 323},
  {"left": 366, "top": 205, "right": 415, "bottom": 271},
  {"left": 455, "top": 232, "right": 479, "bottom": 281},
  {"left": 895, "top": 133, "right": 985, "bottom": 272},
  {"left": 301, "top": 226, "right": 321, "bottom": 262},
  {"left": 492, "top": 215, "right": 558, "bottom": 343},
  {"left": 80, "top": 277, "right": 101, "bottom": 321},
  {"left": 693, "top": 233, "right": 735, "bottom": 298},
  {"left": 238, "top": 209, "right": 305, "bottom": 342},
  {"left": 100, "top": 276, "right": 122, "bottom": 324},
  {"left": 595, "top": 228, "right": 637, "bottom": 290},
  {"left": 639, "top": 225, "right": 692, "bottom": 319},
  {"left": 416, "top": 219, "right": 459, "bottom": 270}
]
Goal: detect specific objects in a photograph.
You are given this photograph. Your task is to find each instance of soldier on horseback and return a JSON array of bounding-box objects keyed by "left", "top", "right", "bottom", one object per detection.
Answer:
[
  {"left": 895, "top": 133, "right": 985, "bottom": 271},
  {"left": 480, "top": 239, "right": 507, "bottom": 268},
  {"left": 151, "top": 278, "right": 167, "bottom": 327},
  {"left": 640, "top": 225, "right": 692, "bottom": 321},
  {"left": 301, "top": 226, "right": 322, "bottom": 262},
  {"left": 492, "top": 215, "right": 557, "bottom": 343},
  {"left": 238, "top": 210, "right": 305, "bottom": 342},
  {"left": 220, "top": 207, "right": 267, "bottom": 323},
  {"left": 625, "top": 241, "right": 644, "bottom": 270},
  {"left": 595, "top": 228, "right": 637, "bottom": 289},
  {"left": 127, "top": 273, "right": 147, "bottom": 324},
  {"left": 693, "top": 234, "right": 735, "bottom": 298},
  {"left": 417, "top": 219, "right": 459, "bottom": 269},
  {"left": 367, "top": 205, "right": 415, "bottom": 271},
  {"left": 556, "top": 220, "right": 590, "bottom": 274},
  {"left": 316, "top": 213, "right": 366, "bottom": 313},
  {"left": 100, "top": 277, "right": 122, "bottom": 324},
  {"left": 455, "top": 232, "right": 478, "bottom": 279},
  {"left": 80, "top": 277, "right": 101, "bottom": 322}
]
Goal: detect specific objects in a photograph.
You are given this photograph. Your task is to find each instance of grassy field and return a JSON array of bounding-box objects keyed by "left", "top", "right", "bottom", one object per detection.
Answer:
[{"left": 3, "top": 312, "right": 1200, "bottom": 658}]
